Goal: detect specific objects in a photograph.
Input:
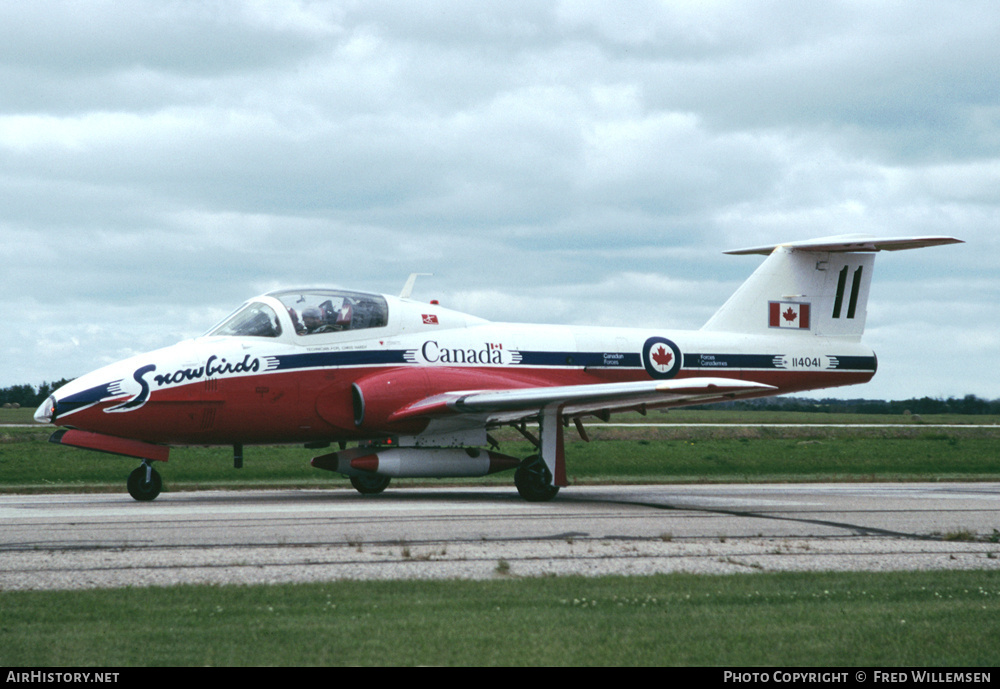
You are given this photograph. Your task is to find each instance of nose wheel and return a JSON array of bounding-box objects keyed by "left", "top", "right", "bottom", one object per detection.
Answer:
[{"left": 127, "top": 461, "right": 163, "bottom": 501}]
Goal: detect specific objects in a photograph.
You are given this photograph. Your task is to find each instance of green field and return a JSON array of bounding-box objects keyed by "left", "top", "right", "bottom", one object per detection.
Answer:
[
  {"left": 3, "top": 408, "right": 999, "bottom": 667},
  {"left": 2, "top": 409, "right": 999, "bottom": 494},
  {"left": 2, "top": 570, "right": 998, "bottom": 666}
]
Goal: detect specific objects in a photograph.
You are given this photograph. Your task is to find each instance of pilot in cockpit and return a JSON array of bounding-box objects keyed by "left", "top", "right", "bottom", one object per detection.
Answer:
[{"left": 301, "top": 307, "right": 327, "bottom": 334}]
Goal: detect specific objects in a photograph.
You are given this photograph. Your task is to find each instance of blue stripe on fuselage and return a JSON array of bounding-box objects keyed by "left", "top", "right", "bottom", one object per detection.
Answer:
[
  {"left": 265, "top": 350, "right": 875, "bottom": 372},
  {"left": 55, "top": 381, "right": 124, "bottom": 416}
]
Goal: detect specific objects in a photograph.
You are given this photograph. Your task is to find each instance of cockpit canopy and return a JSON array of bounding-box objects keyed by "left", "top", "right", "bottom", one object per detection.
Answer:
[
  {"left": 206, "top": 289, "right": 389, "bottom": 338},
  {"left": 208, "top": 301, "right": 283, "bottom": 338},
  {"left": 272, "top": 289, "right": 389, "bottom": 335}
]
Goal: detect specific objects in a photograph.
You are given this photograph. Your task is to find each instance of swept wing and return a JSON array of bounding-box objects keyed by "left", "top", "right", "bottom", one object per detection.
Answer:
[{"left": 388, "top": 377, "right": 777, "bottom": 426}]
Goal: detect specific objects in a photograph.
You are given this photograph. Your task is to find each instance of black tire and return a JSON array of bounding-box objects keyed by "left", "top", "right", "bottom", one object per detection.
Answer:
[
  {"left": 127, "top": 466, "right": 162, "bottom": 502},
  {"left": 350, "top": 473, "right": 391, "bottom": 495},
  {"left": 514, "top": 455, "right": 560, "bottom": 502}
]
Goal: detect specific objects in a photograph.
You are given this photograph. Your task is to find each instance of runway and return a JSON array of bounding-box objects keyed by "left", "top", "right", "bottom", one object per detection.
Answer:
[{"left": 2, "top": 483, "right": 998, "bottom": 590}]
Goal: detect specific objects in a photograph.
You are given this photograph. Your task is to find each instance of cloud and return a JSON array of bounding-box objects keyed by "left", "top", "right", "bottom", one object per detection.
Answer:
[{"left": 2, "top": 1, "right": 997, "bottom": 401}]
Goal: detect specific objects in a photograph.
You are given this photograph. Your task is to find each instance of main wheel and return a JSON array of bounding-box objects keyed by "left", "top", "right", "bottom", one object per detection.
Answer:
[
  {"left": 127, "top": 465, "right": 162, "bottom": 502},
  {"left": 350, "top": 473, "right": 391, "bottom": 495},
  {"left": 514, "top": 455, "right": 559, "bottom": 502}
]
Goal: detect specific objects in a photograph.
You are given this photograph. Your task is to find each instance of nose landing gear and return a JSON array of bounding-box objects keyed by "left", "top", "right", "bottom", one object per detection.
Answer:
[{"left": 127, "top": 460, "right": 163, "bottom": 501}]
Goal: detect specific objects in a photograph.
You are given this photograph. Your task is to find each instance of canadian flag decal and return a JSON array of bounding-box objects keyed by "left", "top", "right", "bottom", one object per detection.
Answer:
[{"left": 769, "top": 302, "right": 810, "bottom": 329}]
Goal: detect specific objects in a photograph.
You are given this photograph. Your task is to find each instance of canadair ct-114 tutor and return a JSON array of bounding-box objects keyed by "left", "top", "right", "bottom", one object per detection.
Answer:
[{"left": 35, "top": 234, "right": 961, "bottom": 501}]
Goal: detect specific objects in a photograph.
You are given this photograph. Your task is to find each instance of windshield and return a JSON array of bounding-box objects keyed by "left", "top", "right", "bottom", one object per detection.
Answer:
[
  {"left": 270, "top": 289, "right": 389, "bottom": 336},
  {"left": 207, "top": 302, "right": 283, "bottom": 337}
]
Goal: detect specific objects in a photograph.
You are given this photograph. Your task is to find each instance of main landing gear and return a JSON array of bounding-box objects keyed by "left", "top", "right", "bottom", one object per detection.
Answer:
[
  {"left": 509, "top": 405, "right": 566, "bottom": 502},
  {"left": 350, "top": 473, "right": 392, "bottom": 495},
  {"left": 127, "top": 460, "right": 162, "bottom": 501},
  {"left": 514, "top": 455, "right": 560, "bottom": 502}
]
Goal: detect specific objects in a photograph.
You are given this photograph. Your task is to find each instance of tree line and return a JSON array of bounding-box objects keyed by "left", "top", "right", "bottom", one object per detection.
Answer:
[
  {"left": 1, "top": 380, "right": 74, "bottom": 408},
  {"left": 696, "top": 394, "right": 1000, "bottom": 415}
]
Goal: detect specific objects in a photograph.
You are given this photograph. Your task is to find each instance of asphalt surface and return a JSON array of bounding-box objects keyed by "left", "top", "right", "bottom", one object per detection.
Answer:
[{"left": 2, "top": 482, "right": 998, "bottom": 590}]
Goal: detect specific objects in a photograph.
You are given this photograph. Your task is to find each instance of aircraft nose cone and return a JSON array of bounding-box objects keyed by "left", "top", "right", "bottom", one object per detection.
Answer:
[{"left": 34, "top": 395, "right": 56, "bottom": 424}]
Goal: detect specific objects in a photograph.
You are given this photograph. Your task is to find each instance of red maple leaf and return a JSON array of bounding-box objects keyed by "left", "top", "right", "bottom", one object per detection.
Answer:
[
  {"left": 782, "top": 307, "right": 798, "bottom": 322},
  {"left": 652, "top": 346, "right": 673, "bottom": 367}
]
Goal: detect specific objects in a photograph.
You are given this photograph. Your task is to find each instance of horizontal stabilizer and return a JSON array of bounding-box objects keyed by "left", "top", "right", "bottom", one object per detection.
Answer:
[
  {"left": 725, "top": 234, "right": 963, "bottom": 256},
  {"left": 705, "top": 234, "right": 963, "bottom": 338}
]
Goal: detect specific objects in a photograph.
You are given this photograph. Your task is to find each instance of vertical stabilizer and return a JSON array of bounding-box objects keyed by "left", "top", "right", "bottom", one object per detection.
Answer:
[{"left": 701, "top": 235, "right": 962, "bottom": 340}]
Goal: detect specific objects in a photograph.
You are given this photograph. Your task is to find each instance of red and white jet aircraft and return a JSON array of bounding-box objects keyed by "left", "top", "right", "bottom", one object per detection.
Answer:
[{"left": 35, "top": 234, "right": 961, "bottom": 501}]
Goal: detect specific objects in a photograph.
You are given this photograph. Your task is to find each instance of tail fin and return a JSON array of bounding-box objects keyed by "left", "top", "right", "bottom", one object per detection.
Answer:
[{"left": 701, "top": 234, "right": 962, "bottom": 340}]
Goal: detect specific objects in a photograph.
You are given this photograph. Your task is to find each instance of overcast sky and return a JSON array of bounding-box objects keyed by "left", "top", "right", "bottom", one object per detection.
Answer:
[{"left": 3, "top": 0, "right": 997, "bottom": 401}]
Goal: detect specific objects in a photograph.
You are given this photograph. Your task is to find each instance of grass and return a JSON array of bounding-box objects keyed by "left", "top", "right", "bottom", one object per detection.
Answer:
[
  {"left": 634, "top": 409, "right": 1000, "bottom": 425},
  {"left": 1, "top": 570, "right": 998, "bottom": 666},
  {"left": 565, "top": 433, "right": 1000, "bottom": 483},
  {"left": 3, "top": 409, "right": 998, "bottom": 667},
  {"left": 2, "top": 410, "right": 999, "bottom": 494}
]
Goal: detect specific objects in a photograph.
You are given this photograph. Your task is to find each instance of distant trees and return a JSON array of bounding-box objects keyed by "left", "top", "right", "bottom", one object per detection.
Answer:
[
  {"left": 698, "top": 394, "right": 1000, "bottom": 415},
  {"left": 0, "top": 379, "right": 74, "bottom": 409}
]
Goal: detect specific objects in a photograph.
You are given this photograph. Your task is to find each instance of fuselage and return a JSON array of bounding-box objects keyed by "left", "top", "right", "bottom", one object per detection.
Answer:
[{"left": 37, "top": 288, "right": 876, "bottom": 446}]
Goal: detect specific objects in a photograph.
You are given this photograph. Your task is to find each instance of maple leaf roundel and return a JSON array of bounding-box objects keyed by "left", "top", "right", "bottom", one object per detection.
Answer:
[{"left": 642, "top": 336, "right": 682, "bottom": 379}]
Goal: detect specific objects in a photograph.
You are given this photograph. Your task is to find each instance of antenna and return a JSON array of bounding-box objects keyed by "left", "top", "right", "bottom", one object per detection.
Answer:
[{"left": 399, "top": 273, "right": 433, "bottom": 299}]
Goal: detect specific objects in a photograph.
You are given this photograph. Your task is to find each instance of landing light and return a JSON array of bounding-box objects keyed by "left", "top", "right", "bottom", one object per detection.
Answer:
[{"left": 34, "top": 396, "right": 56, "bottom": 424}]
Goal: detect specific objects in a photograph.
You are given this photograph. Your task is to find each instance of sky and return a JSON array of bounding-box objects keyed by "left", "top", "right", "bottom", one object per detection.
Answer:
[{"left": 3, "top": 0, "right": 998, "bottom": 401}]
